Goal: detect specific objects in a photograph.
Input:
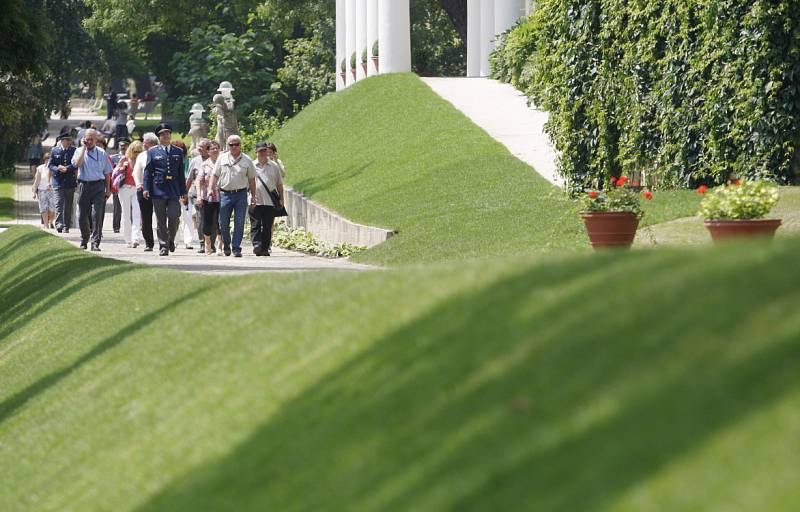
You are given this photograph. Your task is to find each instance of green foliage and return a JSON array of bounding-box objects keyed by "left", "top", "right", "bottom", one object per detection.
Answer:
[
  {"left": 272, "top": 220, "right": 365, "bottom": 258},
  {"left": 489, "top": 17, "right": 537, "bottom": 88},
  {"left": 698, "top": 180, "right": 780, "bottom": 220},
  {"left": 411, "top": 0, "right": 466, "bottom": 76},
  {"left": 372, "top": 40, "right": 379, "bottom": 57},
  {"left": 277, "top": 31, "right": 336, "bottom": 115},
  {"left": 239, "top": 110, "right": 284, "bottom": 153},
  {"left": 171, "top": 23, "right": 279, "bottom": 119},
  {"left": 580, "top": 177, "right": 650, "bottom": 217},
  {"left": 491, "top": 0, "right": 800, "bottom": 191}
]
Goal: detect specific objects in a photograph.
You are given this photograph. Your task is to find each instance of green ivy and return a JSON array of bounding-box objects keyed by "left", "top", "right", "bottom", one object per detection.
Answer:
[{"left": 491, "top": 0, "right": 800, "bottom": 192}]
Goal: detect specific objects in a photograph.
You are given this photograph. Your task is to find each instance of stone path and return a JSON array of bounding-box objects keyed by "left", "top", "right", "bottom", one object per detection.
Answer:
[
  {"left": 11, "top": 123, "right": 373, "bottom": 275},
  {"left": 421, "top": 77, "right": 560, "bottom": 186}
]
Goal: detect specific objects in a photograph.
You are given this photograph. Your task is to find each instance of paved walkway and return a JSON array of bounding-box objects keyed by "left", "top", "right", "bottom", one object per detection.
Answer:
[
  {"left": 421, "top": 77, "right": 560, "bottom": 186},
  {"left": 11, "top": 140, "right": 372, "bottom": 274}
]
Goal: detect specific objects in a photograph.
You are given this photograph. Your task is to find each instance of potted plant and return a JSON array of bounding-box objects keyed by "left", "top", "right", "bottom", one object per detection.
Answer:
[
  {"left": 340, "top": 58, "right": 346, "bottom": 83},
  {"left": 372, "top": 40, "right": 379, "bottom": 72},
  {"left": 698, "top": 180, "right": 781, "bottom": 242},
  {"left": 580, "top": 176, "right": 653, "bottom": 249},
  {"left": 350, "top": 52, "right": 357, "bottom": 80},
  {"left": 361, "top": 48, "right": 368, "bottom": 75}
]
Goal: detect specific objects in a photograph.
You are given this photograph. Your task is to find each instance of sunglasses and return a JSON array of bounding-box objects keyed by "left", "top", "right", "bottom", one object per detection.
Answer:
[{"left": 228, "top": 143, "right": 240, "bottom": 147}]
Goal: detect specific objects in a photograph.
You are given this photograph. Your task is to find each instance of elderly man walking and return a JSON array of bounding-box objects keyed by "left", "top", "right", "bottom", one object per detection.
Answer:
[
  {"left": 209, "top": 135, "right": 256, "bottom": 257},
  {"left": 143, "top": 123, "right": 187, "bottom": 256},
  {"left": 134, "top": 132, "right": 158, "bottom": 251},
  {"left": 49, "top": 133, "right": 78, "bottom": 233},
  {"left": 72, "top": 129, "right": 113, "bottom": 251}
]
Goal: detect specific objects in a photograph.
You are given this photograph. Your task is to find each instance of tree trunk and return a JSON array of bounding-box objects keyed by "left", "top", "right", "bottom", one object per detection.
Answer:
[{"left": 439, "top": 0, "right": 467, "bottom": 42}]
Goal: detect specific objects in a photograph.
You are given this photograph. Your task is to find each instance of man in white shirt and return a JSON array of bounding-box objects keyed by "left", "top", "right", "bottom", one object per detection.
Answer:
[{"left": 134, "top": 132, "right": 158, "bottom": 251}]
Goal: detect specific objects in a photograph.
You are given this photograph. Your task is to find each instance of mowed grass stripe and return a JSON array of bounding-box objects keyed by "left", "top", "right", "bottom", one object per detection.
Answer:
[{"left": 2, "top": 226, "right": 800, "bottom": 510}]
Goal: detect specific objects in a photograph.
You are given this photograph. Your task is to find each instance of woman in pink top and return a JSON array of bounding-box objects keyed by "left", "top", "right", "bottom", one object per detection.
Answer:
[
  {"left": 113, "top": 141, "right": 143, "bottom": 247},
  {"left": 196, "top": 140, "right": 222, "bottom": 255}
]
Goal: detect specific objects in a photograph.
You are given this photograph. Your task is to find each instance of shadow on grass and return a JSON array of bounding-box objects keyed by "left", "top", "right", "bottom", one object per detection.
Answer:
[
  {"left": 292, "top": 161, "right": 372, "bottom": 197},
  {"left": 0, "top": 286, "right": 214, "bottom": 425},
  {"left": 134, "top": 242, "right": 800, "bottom": 511},
  {"left": 0, "top": 242, "right": 135, "bottom": 345}
]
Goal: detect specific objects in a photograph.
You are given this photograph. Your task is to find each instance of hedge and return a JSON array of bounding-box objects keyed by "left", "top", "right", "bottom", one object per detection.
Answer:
[{"left": 491, "top": 0, "right": 800, "bottom": 191}]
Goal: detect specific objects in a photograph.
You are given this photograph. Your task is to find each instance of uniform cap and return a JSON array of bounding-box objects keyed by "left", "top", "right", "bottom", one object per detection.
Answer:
[{"left": 155, "top": 123, "right": 172, "bottom": 135}]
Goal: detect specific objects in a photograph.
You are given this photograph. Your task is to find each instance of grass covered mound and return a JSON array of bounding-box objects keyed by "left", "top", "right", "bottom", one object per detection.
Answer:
[
  {"left": 272, "top": 73, "right": 701, "bottom": 265},
  {"left": 2, "top": 226, "right": 800, "bottom": 511}
]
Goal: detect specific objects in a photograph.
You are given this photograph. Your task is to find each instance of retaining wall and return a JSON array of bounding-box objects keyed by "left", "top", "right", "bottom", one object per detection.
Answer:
[{"left": 284, "top": 187, "right": 394, "bottom": 248}]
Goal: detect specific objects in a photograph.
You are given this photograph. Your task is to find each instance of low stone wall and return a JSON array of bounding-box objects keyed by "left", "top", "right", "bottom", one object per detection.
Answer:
[{"left": 284, "top": 187, "right": 394, "bottom": 248}]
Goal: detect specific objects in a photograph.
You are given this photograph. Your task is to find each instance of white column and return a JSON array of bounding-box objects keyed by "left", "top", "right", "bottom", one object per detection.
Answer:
[
  {"left": 366, "top": 0, "right": 379, "bottom": 76},
  {"left": 466, "top": 0, "right": 481, "bottom": 77},
  {"left": 479, "top": 0, "right": 495, "bottom": 77},
  {"left": 336, "top": 0, "right": 346, "bottom": 90},
  {"left": 355, "top": 0, "right": 368, "bottom": 81},
  {"left": 495, "top": 0, "right": 526, "bottom": 35},
  {"left": 346, "top": 0, "right": 356, "bottom": 86},
  {"left": 378, "top": 0, "right": 411, "bottom": 74}
]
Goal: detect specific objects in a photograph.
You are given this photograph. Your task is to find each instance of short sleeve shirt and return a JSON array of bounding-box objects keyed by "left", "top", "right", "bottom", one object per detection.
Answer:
[
  {"left": 253, "top": 159, "right": 284, "bottom": 206},
  {"left": 212, "top": 152, "right": 256, "bottom": 191}
]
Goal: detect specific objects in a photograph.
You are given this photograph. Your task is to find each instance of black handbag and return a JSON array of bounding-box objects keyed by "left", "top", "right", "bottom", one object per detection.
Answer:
[{"left": 257, "top": 175, "right": 287, "bottom": 217}]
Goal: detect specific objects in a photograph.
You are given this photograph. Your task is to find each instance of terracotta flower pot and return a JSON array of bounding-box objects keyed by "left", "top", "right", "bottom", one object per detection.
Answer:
[
  {"left": 340, "top": 72, "right": 346, "bottom": 83},
  {"left": 351, "top": 69, "right": 357, "bottom": 80},
  {"left": 372, "top": 56, "right": 379, "bottom": 72},
  {"left": 362, "top": 62, "right": 368, "bottom": 75},
  {"left": 581, "top": 211, "right": 640, "bottom": 250},
  {"left": 704, "top": 219, "right": 781, "bottom": 242}
]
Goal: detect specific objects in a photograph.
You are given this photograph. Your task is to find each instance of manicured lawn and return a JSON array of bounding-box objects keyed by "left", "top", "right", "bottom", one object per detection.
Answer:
[
  {"left": 0, "top": 174, "right": 14, "bottom": 221},
  {"left": 2, "top": 225, "right": 800, "bottom": 511},
  {"left": 636, "top": 187, "right": 800, "bottom": 247},
  {"left": 272, "top": 73, "right": 703, "bottom": 265}
]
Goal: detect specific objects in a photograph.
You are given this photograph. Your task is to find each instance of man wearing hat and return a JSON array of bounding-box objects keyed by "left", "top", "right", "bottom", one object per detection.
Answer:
[
  {"left": 49, "top": 133, "right": 78, "bottom": 233},
  {"left": 111, "top": 137, "right": 131, "bottom": 233},
  {"left": 143, "top": 123, "right": 187, "bottom": 256}
]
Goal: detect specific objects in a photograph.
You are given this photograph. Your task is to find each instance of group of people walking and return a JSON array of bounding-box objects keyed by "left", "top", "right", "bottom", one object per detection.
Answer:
[{"left": 33, "top": 123, "right": 286, "bottom": 257}]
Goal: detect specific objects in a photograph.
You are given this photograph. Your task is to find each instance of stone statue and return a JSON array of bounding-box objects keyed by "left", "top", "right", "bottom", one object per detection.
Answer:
[
  {"left": 212, "top": 93, "right": 238, "bottom": 151},
  {"left": 188, "top": 103, "right": 210, "bottom": 156}
]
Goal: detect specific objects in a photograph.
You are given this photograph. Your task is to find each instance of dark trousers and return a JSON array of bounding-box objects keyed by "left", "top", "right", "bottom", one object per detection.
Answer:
[
  {"left": 152, "top": 196, "right": 180, "bottom": 249},
  {"left": 249, "top": 205, "right": 277, "bottom": 253},
  {"left": 137, "top": 189, "right": 154, "bottom": 248},
  {"left": 77, "top": 181, "right": 106, "bottom": 246},
  {"left": 54, "top": 187, "right": 75, "bottom": 230},
  {"left": 203, "top": 201, "right": 220, "bottom": 242},
  {"left": 194, "top": 201, "right": 204, "bottom": 244},
  {"left": 112, "top": 193, "right": 121, "bottom": 232}
]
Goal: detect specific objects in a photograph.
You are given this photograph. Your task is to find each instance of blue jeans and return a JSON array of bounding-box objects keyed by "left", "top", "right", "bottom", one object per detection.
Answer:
[{"left": 219, "top": 189, "right": 247, "bottom": 252}]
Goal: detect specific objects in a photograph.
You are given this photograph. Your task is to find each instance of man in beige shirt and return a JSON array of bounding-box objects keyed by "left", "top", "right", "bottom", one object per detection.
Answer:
[{"left": 209, "top": 134, "right": 256, "bottom": 257}]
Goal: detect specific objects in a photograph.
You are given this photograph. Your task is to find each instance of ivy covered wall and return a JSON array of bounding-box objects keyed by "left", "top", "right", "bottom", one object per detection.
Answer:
[{"left": 491, "top": 0, "right": 800, "bottom": 191}]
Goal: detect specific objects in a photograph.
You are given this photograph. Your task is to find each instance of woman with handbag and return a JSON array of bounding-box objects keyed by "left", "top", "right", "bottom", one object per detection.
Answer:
[
  {"left": 112, "top": 141, "right": 143, "bottom": 247},
  {"left": 250, "top": 141, "right": 285, "bottom": 256}
]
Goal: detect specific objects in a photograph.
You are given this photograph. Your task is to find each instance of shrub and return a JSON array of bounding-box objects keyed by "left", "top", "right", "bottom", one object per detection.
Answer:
[
  {"left": 698, "top": 180, "right": 780, "bottom": 220},
  {"left": 579, "top": 176, "right": 652, "bottom": 218},
  {"left": 491, "top": 0, "right": 800, "bottom": 191},
  {"left": 240, "top": 110, "right": 283, "bottom": 153}
]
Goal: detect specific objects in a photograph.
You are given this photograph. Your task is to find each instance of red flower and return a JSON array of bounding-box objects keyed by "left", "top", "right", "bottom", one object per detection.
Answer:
[
  {"left": 632, "top": 180, "right": 641, "bottom": 187},
  {"left": 617, "top": 176, "right": 629, "bottom": 187},
  {"left": 588, "top": 191, "right": 599, "bottom": 198},
  {"left": 735, "top": 179, "right": 743, "bottom": 185},
  {"left": 643, "top": 191, "right": 653, "bottom": 200},
  {"left": 610, "top": 176, "right": 617, "bottom": 185},
  {"left": 697, "top": 185, "right": 708, "bottom": 195}
]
